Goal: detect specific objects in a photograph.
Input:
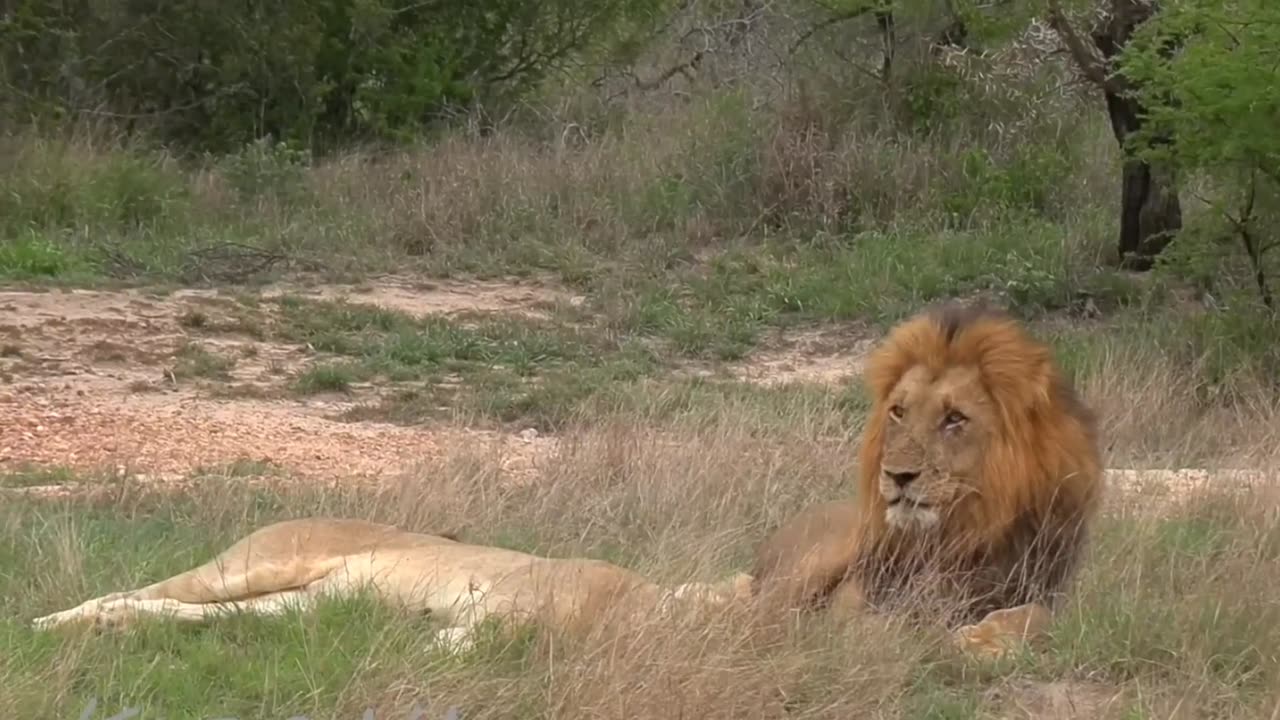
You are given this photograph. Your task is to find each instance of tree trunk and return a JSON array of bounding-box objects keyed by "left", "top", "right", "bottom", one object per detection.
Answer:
[
  {"left": 1103, "top": 92, "right": 1182, "bottom": 270},
  {"left": 1048, "top": 0, "right": 1183, "bottom": 271},
  {"left": 1093, "top": 4, "right": 1183, "bottom": 271}
]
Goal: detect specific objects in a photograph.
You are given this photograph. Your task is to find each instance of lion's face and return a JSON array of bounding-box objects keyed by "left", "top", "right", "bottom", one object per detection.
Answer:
[{"left": 878, "top": 363, "right": 995, "bottom": 531}]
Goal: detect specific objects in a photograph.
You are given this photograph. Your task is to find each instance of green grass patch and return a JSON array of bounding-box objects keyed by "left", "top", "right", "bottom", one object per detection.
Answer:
[
  {"left": 584, "top": 219, "right": 1130, "bottom": 364},
  {"left": 0, "top": 464, "right": 80, "bottom": 488},
  {"left": 272, "top": 297, "right": 672, "bottom": 428},
  {"left": 290, "top": 361, "right": 367, "bottom": 394},
  {"left": 168, "top": 342, "right": 236, "bottom": 381},
  {"left": 272, "top": 296, "right": 597, "bottom": 375},
  {"left": 0, "top": 232, "right": 98, "bottom": 280}
]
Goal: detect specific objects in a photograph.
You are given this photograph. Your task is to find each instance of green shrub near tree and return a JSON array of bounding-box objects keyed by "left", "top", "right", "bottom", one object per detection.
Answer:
[{"left": 1120, "top": 0, "right": 1280, "bottom": 309}]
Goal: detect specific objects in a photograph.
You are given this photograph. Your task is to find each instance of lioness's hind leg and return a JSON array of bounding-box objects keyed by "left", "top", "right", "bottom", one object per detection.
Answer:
[
  {"left": 130, "top": 518, "right": 402, "bottom": 604},
  {"left": 125, "top": 558, "right": 294, "bottom": 604},
  {"left": 125, "top": 539, "right": 337, "bottom": 604},
  {"left": 32, "top": 559, "right": 322, "bottom": 631},
  {"left": 34, "top": 589, "right": 320, "bottom": 631},
  {"left": 33, "top": 518, "right": 400, "bottom": 631}
]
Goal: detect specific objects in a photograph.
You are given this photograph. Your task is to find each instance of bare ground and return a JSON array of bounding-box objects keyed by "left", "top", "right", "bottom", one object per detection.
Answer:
[
  {"left": 2, "top": 278, "right": 880, "bottom": 489},
  {"left": 724, "top": 321, "right": 875, "bottom": 387},
  {"left": 0, "top": 279, "right": 572, "bottom": 487}
]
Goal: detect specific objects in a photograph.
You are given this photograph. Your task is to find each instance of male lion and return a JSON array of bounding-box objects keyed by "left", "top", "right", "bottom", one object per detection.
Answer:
[
  {"left": 32, "top": 518, "right": 753, "bottom": 650},
  {"left": 750, "top": 302, "right": 1103, "bottom": 657}
]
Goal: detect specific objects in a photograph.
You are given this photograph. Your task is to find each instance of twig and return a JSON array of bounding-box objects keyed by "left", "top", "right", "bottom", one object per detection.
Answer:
[
  {"left": 603, "top": 51, "right": 707, "bottom": 103},
  {"left": 178, "top": 242, "right": 288, "bottom": 284},
  {"left": 1231, "top": 174, "right": 1272, "bottom": 308}
]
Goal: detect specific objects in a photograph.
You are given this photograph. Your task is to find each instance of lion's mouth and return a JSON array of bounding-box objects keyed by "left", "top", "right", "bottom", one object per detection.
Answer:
[{"left": 886, "top": 496, "right": 933, "bottom": 509}]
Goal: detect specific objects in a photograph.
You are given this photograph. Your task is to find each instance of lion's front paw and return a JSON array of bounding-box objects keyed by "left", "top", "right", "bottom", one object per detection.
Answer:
[
  {"left": 952, "top": 602, "right": 1052, "bottom": 660},
  {"left": 433, "top": 625, "right": 477, "bottom": 654}
]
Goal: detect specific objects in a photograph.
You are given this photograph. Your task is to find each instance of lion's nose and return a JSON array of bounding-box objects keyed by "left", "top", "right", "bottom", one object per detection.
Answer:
[{"left": 884, "top": 469, "right": 920, "bottom": 488}]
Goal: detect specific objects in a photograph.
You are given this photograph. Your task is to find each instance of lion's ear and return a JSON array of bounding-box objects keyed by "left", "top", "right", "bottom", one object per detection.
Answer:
[{"left": 863, "top": 314, "right": 942, "bottom": 402}]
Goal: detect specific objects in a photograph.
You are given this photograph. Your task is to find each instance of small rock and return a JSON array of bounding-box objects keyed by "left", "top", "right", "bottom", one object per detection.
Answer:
[{"left": 518, "top": 428, "right": 539, "bottom": 442}]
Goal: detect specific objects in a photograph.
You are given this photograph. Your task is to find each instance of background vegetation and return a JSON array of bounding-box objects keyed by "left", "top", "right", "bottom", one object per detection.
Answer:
[{"left": 2, "top": 0, "right": 1276, "bottom": 395}]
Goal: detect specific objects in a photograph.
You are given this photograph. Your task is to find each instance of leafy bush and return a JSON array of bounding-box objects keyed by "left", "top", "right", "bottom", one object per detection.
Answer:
[
  {"left": 0, "top": 232, "right": 94, "bottom": 279},
  {"left": 1121, "top": 0, "right": 1280, "bottom": 307},
  {"left": 219, "top": 138, "right": 312, "bottom": 203},
  {"left": 0, "top": 136, "right": 189, "bottom": 235},
  {"left": 942, "top": 145, "right": 1073, "bottom": 225},
  {"left": 0, "top": 0, "right": 667, "bottom": 153}
]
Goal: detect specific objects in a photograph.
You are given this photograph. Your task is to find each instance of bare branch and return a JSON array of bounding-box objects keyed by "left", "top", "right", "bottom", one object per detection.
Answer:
[
  {"left": 1045, "top": 0, "right": 1124, "bottom": 92},
  {"left": 876, "top": 9, "right": 895, "bottom": 81},
  {"left": 634, "top": 51, "right": 707, "bottom": 91}
]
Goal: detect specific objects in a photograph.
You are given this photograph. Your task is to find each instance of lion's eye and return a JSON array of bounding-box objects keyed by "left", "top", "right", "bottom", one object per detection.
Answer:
[
  {"left": 888, "top": 404, "right": 905, "bottom": 420},
  {"left": 943, "top": 410, "right": 967, "bottom": 428}
]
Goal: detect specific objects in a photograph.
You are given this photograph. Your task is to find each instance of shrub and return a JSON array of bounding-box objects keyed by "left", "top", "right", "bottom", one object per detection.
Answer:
[{"left": 0, "top": 0, "right": 668, "bottom": 153}]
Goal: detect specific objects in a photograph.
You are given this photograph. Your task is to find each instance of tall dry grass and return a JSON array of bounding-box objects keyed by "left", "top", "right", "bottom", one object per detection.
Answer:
[{"left": 1069, "top": 331, "right": 1280, "bottom": 468}]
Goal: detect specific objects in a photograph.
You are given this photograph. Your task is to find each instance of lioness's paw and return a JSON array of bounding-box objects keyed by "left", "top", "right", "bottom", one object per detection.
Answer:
[
  {"left": 31, "top": 599, "right": 108, "bottom": 631},
  {"left": 30, "top": 613, "right": 61, "bottom": 630}
]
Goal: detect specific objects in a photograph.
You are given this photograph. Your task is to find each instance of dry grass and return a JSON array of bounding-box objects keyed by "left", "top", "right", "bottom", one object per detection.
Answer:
[
  {"left": 0, "top": 60, "right": 1123, "bottom": 286},
  {"left": 5, "top": 352, "right": 1280, "bottom": 719},
  {"left": 1075, "top": 339, "right": 1280, "bottom": 468},
  {"left": 1, "top": 408, "right": 913, "bottom": 719}
]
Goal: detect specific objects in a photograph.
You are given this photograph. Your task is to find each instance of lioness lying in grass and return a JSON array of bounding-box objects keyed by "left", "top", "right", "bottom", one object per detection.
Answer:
[{"left": 33, "top": 517, "right": 754, "bottom": 650}]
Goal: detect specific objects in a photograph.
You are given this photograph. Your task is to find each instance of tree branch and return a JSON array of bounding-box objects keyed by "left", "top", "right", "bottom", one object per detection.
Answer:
[
  {"left": 634, "top": 51, "right": 706, "bottom": 91},
  {"left": 876, "top": 9, "right": 895, "bottom": 81},
  {"left": 1045, "top": 0, "right": 1125, "bottom": 93}
]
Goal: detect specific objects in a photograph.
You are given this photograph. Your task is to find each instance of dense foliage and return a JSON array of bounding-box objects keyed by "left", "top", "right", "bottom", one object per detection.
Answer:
[
  {"left": 1121, "top": 0, "right": 1280, "bottom": 305},
  {"left": 0, "top": 0, "right": 663, "bottom": 152}
]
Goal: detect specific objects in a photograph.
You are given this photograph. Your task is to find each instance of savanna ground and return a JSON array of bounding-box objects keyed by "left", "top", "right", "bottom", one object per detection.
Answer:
[{"left": 4, "top": 18, "right": 1280, "bottom": 720}]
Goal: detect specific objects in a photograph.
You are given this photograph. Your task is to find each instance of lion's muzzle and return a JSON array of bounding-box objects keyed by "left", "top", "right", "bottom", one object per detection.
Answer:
[{"left": 880, "top": 465, "right": 942, "bottom": 530}]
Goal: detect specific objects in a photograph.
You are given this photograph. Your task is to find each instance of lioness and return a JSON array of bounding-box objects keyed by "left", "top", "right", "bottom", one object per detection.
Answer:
[
  {"left": 750, "top": 302, "right": 1104, "bottom": 657},
  {"left": 32, "top": 517, "right": 753, "bottom": 650}
]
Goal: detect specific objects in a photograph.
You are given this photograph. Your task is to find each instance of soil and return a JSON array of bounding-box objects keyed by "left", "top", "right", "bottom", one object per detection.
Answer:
[
  {"left": 725, "top": 322, "right": 874, "bottom": 387},
  {"left": 0, "top": 278, "right": 571, "bottom": 488}
]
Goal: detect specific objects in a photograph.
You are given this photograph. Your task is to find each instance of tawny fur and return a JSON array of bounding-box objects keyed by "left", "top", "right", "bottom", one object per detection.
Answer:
[
  {"left": 32, "top": 518, "right": 753, "bottom": 650},
  {"left": 751, "top": 302, "right": 1103, "bottom": 646}
]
